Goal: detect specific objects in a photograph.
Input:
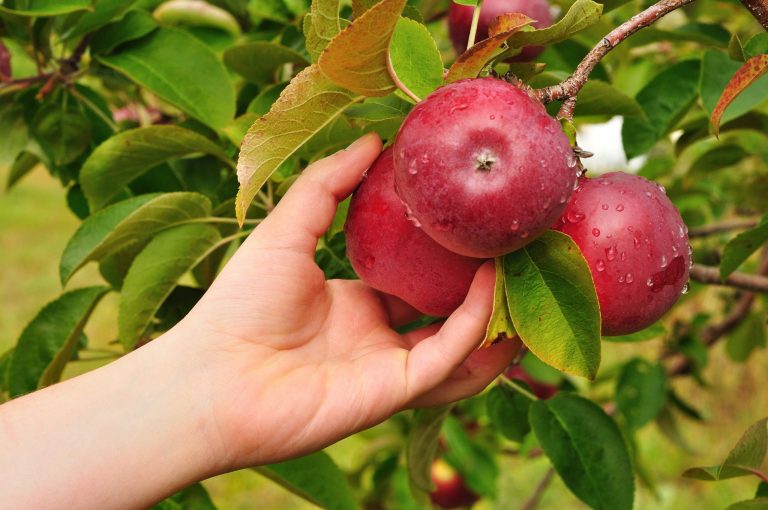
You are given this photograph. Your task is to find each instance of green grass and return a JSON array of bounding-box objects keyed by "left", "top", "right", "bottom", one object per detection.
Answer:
[{"left": 2, "top": 166, "right": 766, "bottom": 509}]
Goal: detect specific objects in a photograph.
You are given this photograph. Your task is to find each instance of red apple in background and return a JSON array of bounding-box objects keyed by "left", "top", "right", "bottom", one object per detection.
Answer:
[
  {"left": 555, "top": 172, "right": 691, "bottom": 336},
  {"left": 393, "top": 78, "right": 577, "bottom": 258},
  {"left": 448, "top": 0, "right": 553, "bottom": 61},
  {"left": 345, "top": 148, "right": 485, "bottom": 317},
  {"left": 504, "top": 364, "right": 558, "bottom": 399},
  {"left": 430, "top": 458, "right": 479, "bottom": 509}
]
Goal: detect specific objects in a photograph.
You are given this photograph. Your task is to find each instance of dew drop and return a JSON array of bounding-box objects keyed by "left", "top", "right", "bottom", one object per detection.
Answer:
[
  {"left": 592, "top": 228, "right": 600, "bottom": 237},
  {"left": 521, "top": 230, "right": 529, "bottom": 238},
  {"left": 601, "top": 203, "right": 609, "bottom": 211},
  {"left": 646, "top": 277, "right": 653, "bottom": 287},
  {"left": 681, "top": 282, "right": 689, "bottom": 294},
  {"left": 489, "top": 114, "right": 496, "bottom": 120},
  {"left": 620, "top": 251, "right": 626, "bottom": 261},
  {"left": 616, "top": 204, "right": 625, "bottom": 212},
  {"left": 450, "top": 103, "right": 468, "bottom": 114},
  {"left": 363, "top": 255, "right": 375, "bottom": 269},
  {"left": 566, "top": 210, "right": 585, "bottom": 223},
  {"left": 625, "top": 273, "right": 634, "bottom": 283},
  {"left": 510, "top": 220, "right": 520, "bottom": 231},
  {"left": 633, "top": 236, "right": 641, "bottom": 249},
  {"left": 606, "top": 245, "right": 618, "bottom": 261},
  {"left": 678, "top": 225, "right": 685, "bottom": 238},
  {"left": 672, "top": 245, "right": 678, "bottom": 254},
  {"left": 657, "top": 183, "right": 666, "bottom": 194},
  {"left": 420, "top": 153, "right": 429, "bottom": 164},
  {"left": 644, "top": 191, "right": 652, "bottom": 198},
  {"left": 660, "top": 254, "right": 668, "bottom": 268},
  {"left": 559, "top": 193, "right": 567, "bottom": 204},
  {"left": 618, "top": 274, "right": 625, "bottom": 283},
  {"left": 599, "top": 178, "right": 609, "bottom": 186},
  {"left": 408, "top": 160, "right": 418, "bottom": 175},
  {"left": 596, "top": 259, "right": 606, "bottom": 272}
]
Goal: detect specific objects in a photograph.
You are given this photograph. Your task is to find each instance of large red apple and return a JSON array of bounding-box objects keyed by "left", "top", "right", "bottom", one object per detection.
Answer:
[
  {"left": 448, "top": 0, "right": 553, "bottom": 61},
  {"left": 344, "top": 148, "right": 485, "bottom": 317},
  {"left": 393, "top": 78, "right": 577, "bottom": 258},
  {"left": 430, "top": 458, "right": 479, "bottom": 509},
  {"left": 556, "top": 172, "right": 691, "bottom": 336}
]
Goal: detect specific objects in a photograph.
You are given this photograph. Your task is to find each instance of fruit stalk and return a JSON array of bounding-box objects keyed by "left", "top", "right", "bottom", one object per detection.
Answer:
[
  {"left": 535, "top": 0, "right": 696, "bottom": 117},
  {"left": 466, "top": 0, "right": 485, "bottom": 49}
]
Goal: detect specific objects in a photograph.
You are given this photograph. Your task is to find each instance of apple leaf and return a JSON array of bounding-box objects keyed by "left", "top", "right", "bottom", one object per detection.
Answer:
[
  {"left": 6, "top": 151, "right": 39, "bottom": 191},
  {"left": 503, "top": 231, "right": 601, "bottom": 380},
  {"left": 530, "top": 393, "right": 635, "bottom": 510},
  {"left": 615, "top": 358, "right": 667, "bottom": 429},
  {"left": 154, "top": 0, "right": 241, "bottom": 37},
  {"left": 235, "top": 65, "right": 363, "bottom": 224},
  {"left": 720, "top": 214, "right": 768, "bottom": 278},
  {"left": 726, "top": 313, "right": 767, "bottom": 363},
  {"left": 486, "top": 384, "right": 531, "bottom": 442},
  {"left": 90, "top": 10, "right": 159, "bottom": 55},
  {"left": 726, "top": 499, "right": 768, "bottom": 510},
  {"left": 484, "top": 257, "right": 516, "bottom": 346},
  {"left": 700, "top": 50, "right": 768, "bottom": 129},
  {"left": 223, "top": 42, "right": 308, "bottom": 84},
  {"left": 711, "top": 55, "right": 768, "bottom": 136},
  {"left": 8, "top": 286, "right": 110, "bottom": 397},
  {"left": 304, "top": 0, "right": 346, "bottom": 62},
  {"left": 60, "top": 192, "right": 213, "bottom": 285},
  {"left": 387, "top": 17, "right": 443, "bottom": 100},
  {"left": 683, "top": 418, "right": 768, "bottom": 481},
  {"left": 446, "top": 13, "right": 534, "bottom": 83},
  {"left": 318, "top": 0, "right": 406, "bottom": 96},
  {"left": 254, "top": 452, "right": 358, "bottom": 510},
  {"left": 63, "top": 0, "right": 140, "bottom": 41},
  {"left": 603, "top": 322, "right": 666, "bottom": 343},
  {"left": 80, "top": 125, "right": 232, "bottom": 211},
  {"left": 0, "top": 0, "right": 90, "bottom": 16},
  {"left": 119, "top": 224, "right": 221, "bottom": 349},
  {"left": 406, "top": 404, "right": 453, "bottom": 494}
]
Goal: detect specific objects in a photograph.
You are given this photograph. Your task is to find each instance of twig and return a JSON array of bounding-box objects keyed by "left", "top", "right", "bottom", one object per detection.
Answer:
[
  {"left": 689, "top": 264, "right": 768, "bottom": 293},
  {"left": 740, "top": 0, "right": 768, "bottom": 30},
  {"left": 688, "top": 218, "right": 761, "bottom": 238},
  {"left": 467, "top": 0, "right": 485, "bottom": 49},
  {"left": 522, "top": 467, "right": 556, "bottom": 510},
  {"left": 535, "top": 0, "right": 696, "bottom": 118}
]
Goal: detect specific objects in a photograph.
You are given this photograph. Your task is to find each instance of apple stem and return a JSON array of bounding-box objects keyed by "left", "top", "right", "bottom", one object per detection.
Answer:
[
  {"left": 466, "top": 0, "right": 484, "bottom": 50},
  {"left": 535, "top": 0, "right": 696, "bottom": 118},
  {"left": 500, "top": 374, "right": 539, "bottom": 401}
]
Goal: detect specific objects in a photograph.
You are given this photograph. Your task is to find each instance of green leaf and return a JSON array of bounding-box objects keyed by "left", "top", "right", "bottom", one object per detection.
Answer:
[
  {"left": 223, "top": 42, "right": 308, "bottom": 84},
  {"left": 318, "top": 0, "right": 405, "bottom": 96},
  {"left": 0, "top": 98, "right": 28, "bottom": 167},
  {"left": 31, "top": 97, "right": 91, "bottom": 167},
  {"left": 726, "top": 313, "right": 767, "bottom": 362},
  {"left": 60, "top": 192, "right": 212, "bottom": 284},
  {"left": 603, "top": 322, "right": 666, "bottom": 343},
  {"left": 97, "top": 27, "right": 236, "bottom": 129},
  {"left": 720, "top": 215, "right": 768, "bottom": 278},
  {"left": 304, "top": 0, "right": 343, "bottom": 62},
  {"left": 683, "top": 418, "right": 768, "bottom": 481},
  {"left": 151, "top": 483, "right": 217, "bottom": 510},
  {"left": 615, "top": 358, "right": 667, "bottom": 429},
  {"left": 0, "top": 0, "right": 91, "bottom": 16},
  {"left": 575, "top": 80, "right": 645, "bottom": 118},
  {"left": 345, "top": 94, "right": 411, "bottom": 122},
  {"left": 119, "top": 224, "right": 221, "bottom": 349},
  {"left": 154, "top": 0, "right": 241, "bottom": 37},
  {"left": 406, "top": 405, "right": 453, "bottom": 493},
  {"left": 623, "top": 59, "right": 701, "bottom": 159},
  {"left": 726, "top": 499, "right": 768, "bottom": 510},
  {"left": 758, "top": 482, "right": 768, "bottom": 497},
  {"left": 235, "top": 65, "right": 363, "bottom": 223},
  {"left": 486, "top": 384, "right": 531, "bottom": 442},
  {"left": 387, "top": 17, "right": 443, "bottom": 101},
  {"left": 6, "top": 151, "right": 39, "bottom": 191},
  {"left": 90, "top": 9, "right": 159, "bottom": 55},
  {"left": 530, "top": 393, "right": 635, "bottom": 510},
  {"left": 700, "top": 50, "right": 768, "bottom": 128},
  {"left": 443, "top": 415, "right": 499, "bottom": 498},
  {"left": 745, "top": 33, "right": 768, "bottom": 58},
  {"left": 63, "top": 0, "right": 140, "bottom": 41},
  {"left": 503, "top": 230, "right": 601, "bottom": 380},
  {"left": 8, "top": 287, "right": 110, "bottom": 397},
  {"left": 254, "top": 451, "right": 358, "bottom": 510},
  {"left": 485, "top": 257, "right": 516, "bottom": 345},
  {"left": 80, "top": 125, "right": 231, "bottom": 211}
]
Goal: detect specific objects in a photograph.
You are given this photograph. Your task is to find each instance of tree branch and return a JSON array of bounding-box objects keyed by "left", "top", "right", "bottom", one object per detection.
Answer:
[
  {"left": 535, "top": 0, "right": 696, "bottom": 117},
  {"left": 740, "top": 0, "right": 768, "bottom": 30},
  {"left": 688, "top": 218, "right": 760, "bottom": 238},
  {"left": 522, "top": 467, "right": 556, "bottom": 510},
  {"left": 689, "top": 264, "right": 768, "bottom": 293}
]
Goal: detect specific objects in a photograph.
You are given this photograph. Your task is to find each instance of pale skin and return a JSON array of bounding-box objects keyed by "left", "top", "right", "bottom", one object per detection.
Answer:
[{"left": 0, "top": 133, "right": 519, "bottom": 509}]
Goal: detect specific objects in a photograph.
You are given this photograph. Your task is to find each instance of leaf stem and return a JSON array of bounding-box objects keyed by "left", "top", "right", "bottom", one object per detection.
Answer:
[
  {"left": 69, "top": 86, "right": 119, "bottom": 133},
  {"left": 182, "top": 217, "right": 263, "bottom": 226},
  {"left": 500, "top": 374, "right": 539, "bottom": 401},
  {"left": 522, "top": 467, "right": 556, "bottom": 510},
  {"left": 467, "top": 0, "right": 485, "bottom": 49}
]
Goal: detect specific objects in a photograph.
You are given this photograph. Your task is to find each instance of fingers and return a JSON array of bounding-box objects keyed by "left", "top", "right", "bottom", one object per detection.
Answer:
[
  {"left": 377, "top": 292, "right": 425, "bottom": 329},
  {"left": 255, "top": 133, "right": 382, "bottom": 254},
  {"left": 402, "top": 261, "right": 496, "bottom": 401},
  {"left": 408, "top": 338, "right": 521, "bottom": 408}
]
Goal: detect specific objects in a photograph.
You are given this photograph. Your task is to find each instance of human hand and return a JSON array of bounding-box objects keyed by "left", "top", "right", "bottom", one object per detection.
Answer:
[{"left": 176, "top": 132, "right": 520, "bottom": 470}]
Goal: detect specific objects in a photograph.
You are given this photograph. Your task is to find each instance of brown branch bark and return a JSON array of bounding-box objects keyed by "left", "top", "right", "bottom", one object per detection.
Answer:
[
  {"left": 689, "top": 264, "right": 768, "bottom": 293},
  {"left": 740, "top": 0, "right": 768, "bottom": 30},
  {"left": 535, "top": 0, "right": 696, "bottom": 117},
  {"left": 522, "top": 468, "right": 556, "bottom": 510},
  {"left": 688, "top": 218, "right": 760, "bottom": 238}
]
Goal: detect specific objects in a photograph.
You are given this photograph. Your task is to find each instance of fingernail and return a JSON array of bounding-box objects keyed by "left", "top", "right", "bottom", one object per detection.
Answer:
[{"left": 344, "top": 132, "right": 379, "bottom": 152}]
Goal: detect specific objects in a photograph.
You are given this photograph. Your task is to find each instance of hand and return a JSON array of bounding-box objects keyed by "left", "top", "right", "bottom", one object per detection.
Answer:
[{"left": 177, "top": 132, "right": 519, "bottom": 469}]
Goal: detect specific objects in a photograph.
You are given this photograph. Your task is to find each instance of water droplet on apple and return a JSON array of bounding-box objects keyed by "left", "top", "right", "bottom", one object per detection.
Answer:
[
  {"left": 646, "top": 277, "right": 653, "bottom": 287},
  {"left": 678, "top": 225, "right": 685, "bottom": 238},
  {"left": 510, "top": 220, "right": 520, "bottom": 231},
  {"left": 660, "top": 254, "right": 668, "bottom": 268},
  {"left": 657, "top": 183, "right": 666, "bottom": 194},
  {"left": 489, "top": 114, "right": 495, "bottom": 120},
  {"left": 620, "top": 251, "right": 626, "bottom": 261},
  {"left": 625, "top": 273, "right": 634, "bottom": 283},
  {"left": 559, "top": 193, "right": 567, "bottom": 204},
  {"left": 644, "top": 191, "right": 652, "bottom": 198},
  {"left": 606, "top": 245, "right": 617, "bottom": 261},
  {"left": 421, "top": 153, "right": 429, "bottom": 164},
  {"left": 616, "top": 204, "right": 624, "bottom": 212},
  {"left": 450, "top": 103, "right": 468, "bottom": 114},
  {"left": 521, "top": 230, "right": 529, "bottom": 238},
  {"left": 618, "top": 274, "right": 625, "bottom": 283},
  {"left": 592, "top": 228, "right": 600, "bottom": 237},
  {"left": 596, "top": 259, "right": 606, "bottom": 272},
  {"left": 407, "top": 160, "right": 418, "bottom": 175},
  {"left": 601, "top": 204, "right": 609, "bottom": 210},
  {"left": 566, "top": 210, "right": 585, "bottom": 223},
  {"left": 681, "top": 282, "right": 689, "bottom": 294}
]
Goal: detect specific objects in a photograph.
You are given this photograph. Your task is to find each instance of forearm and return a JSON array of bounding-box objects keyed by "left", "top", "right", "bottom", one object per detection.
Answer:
[{"left": 0, "top": 329, "right": 221, "bottom": 510}]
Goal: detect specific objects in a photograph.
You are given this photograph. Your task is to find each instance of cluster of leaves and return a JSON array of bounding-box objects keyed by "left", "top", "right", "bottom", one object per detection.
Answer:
[{"left": 1, "top": 0, "right": 767, "bottom": 508}]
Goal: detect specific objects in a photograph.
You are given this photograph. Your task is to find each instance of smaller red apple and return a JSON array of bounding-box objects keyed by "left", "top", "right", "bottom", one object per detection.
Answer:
[
  {"left": 430, "top": 459, "right": 479, "bottom": 509},
  {"left": 504, "top": 365, "right": 558, "bottom": 399}
]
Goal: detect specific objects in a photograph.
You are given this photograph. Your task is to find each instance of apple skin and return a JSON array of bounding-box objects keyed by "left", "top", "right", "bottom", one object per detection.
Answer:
[
  {"left": 344, "top": 147, "right": 485, "bottom": 317},
  {"left": 430, "top": 459, "right": 479, "bottom": 509},
  {"left": 504, "top": 365, "right": 557, "bottom": 399},
  {"left": 448, "top": 0, "right": 553, "bottom": 61},
  {"left": 393, "top": 78, "right": 577, "bottom": 258},
  {"left": 555, "top": 172, "right": 691, "bottom": 336}
]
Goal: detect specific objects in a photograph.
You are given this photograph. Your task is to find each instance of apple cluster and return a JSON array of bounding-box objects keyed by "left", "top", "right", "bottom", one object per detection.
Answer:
[{"left": 344, "top": 5, "right": 691, "bottom": 337}]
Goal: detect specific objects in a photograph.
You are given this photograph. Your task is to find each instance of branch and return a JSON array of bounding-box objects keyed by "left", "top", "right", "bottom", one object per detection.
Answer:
[
  {"left": 522, "top": 468, "right": 556, "bottom": 510},
  {"left": 689, "top": 264, "right": 768, "bottom": 293},
  {"left": 740, "top": 0, "right": 768, "bottom": 30},
  {"left": 535, "top": 0, "right": 696, "bottom": 117},
  {"left": 688, "top": 218, "right": 760, "bottom": 238}
]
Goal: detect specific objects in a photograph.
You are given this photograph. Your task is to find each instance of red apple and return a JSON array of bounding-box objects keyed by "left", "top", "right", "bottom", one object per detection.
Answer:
[
  {"left": 504, "top": 365, "right": 557, "bottom": 399},
  {"left": 555, "top": 172, "right": 691, "bottom": 336},
  {"left": 344, "top": 148, "right": 485, "bottom": 317},
  {"left": 430, "top": 458, "right": 479, "bottom": 509},
  {"left": 448, "top": 0, "right": 553, "bottom": 61},
  {"left": 393, "top": 78, "right": 577, "bottom": 258}
]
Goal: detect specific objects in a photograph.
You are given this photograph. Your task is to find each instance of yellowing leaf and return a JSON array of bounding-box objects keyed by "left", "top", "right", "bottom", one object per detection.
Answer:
[
  {"left": 712, "top": 55, "right": 768, "bottom": 136},
  {"left": 304, "top": 0, "right": 345, "bottom": 62},
  {"left": 235, "top": 65, "right": 363, "bottom": 224},
  {"left": 318, "top": 0, "right": 406, "bottom": 96}
]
